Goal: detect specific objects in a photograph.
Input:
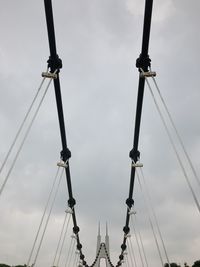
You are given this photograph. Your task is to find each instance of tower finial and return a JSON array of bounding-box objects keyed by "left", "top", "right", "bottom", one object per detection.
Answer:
[
  {"left": 98, "top": 221, "right": 101, "bottom": 236},
  {"left": 106, "top": 222, "right": 108, "bottom": 236}
]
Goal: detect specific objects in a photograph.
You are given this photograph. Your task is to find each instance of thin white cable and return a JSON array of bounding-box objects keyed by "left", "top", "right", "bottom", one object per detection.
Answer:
[
  {"left": 52, "top": 210, "right": 69, "bottom": 266},
  {"left": 131, "top": 214, "right": 149, "bottom": 267},
  {"left": 131, "top": 216, "right": 148, "bottom": 267},
  {"left": 75, "top": 253, "right": 80, "bottom": 267},
  {"left": 32, "top": 167, "right": 64, "bottom": 266},
  {"left": 151, "top": 74, "right": 200, "bottom": 189},
  {"left": 56, "top": 214, "right": 72, "bottom": 267},
  {"left": 127, "top": 238, "right": 137, "bottom": 267},
  {"left": 72, "top": 251, "right": 78, "bottom": 267},
  {"left": 135, "top": 170, "right": 164, "bottom": 266},
  {"left": 0, "top": 72, "right": 57, "bottom": 197},
  {"left": 141, "top": 68, "right": 200, "bottom": 214},
  {"left": 65, "top": 237, "right": 76, "bottom": 267},
  {"left": 125, "top": 252, "right": 130, "bottom": 267},
  {"left": 63, "top": 234, "right": 74, "bottom": 267},
  {"left": 139, "top": 167, "right": 171, "bottom": 267},
  {"left": 0, "top": 76, "right": 46, "bottom": 175},
  {"left": 130, "top": 223, "right": 144, "bottom": 267},
  {"left": 127, "top": 238, "right": 134, "bottom": 266},
  {"left": 124, "top": 256, "right": 128, "bottom": 267},
  {"left": 27, "top": 167, "right": 60, "bottom": 267}
]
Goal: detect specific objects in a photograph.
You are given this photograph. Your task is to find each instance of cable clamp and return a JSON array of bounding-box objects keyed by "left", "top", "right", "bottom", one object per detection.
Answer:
[
  {"left": 128, "top": 209, "right": 136, "bottom": 215},
  {"left": 57, "top": 160, "right": 68, "bottom": 168},
  {"left": 132, "top": 161, "right": 143, "bottom": 168},
  {"left": 140, "top": 71, "right": 156, "bottom": 78},
  {"left": 42, "top": 71, "right": 58, "bottom": 79},
  {"left": 125, "top": 233, "right": 131, "bottom": 238},
  {"left": 65, "top": 207, "right": 73, "bottom": 214}
]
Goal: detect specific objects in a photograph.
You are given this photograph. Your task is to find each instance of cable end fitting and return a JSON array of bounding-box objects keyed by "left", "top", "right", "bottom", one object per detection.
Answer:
[
  {"left": 47, "top": 54, "right": 62, "bottom": 73},
  {"left": 61, "top": 148, "right": 71, "bottom": 161},
  {"left": 80, "top": 254, "right": 85, "bottom": 260},
  {"left": 77, "top": 243, "right": 82, "bottom": 250},
  {"left": 119, "top": 255, "right": 124, "bottom": 260},
  {"left": 123, "top": 226, "right": 130, "bottom": 235},
  {"left": 129, "top": 148, "right": 140, "bottom": 161},
  {"left": 68, "top": 197, "right": 76, "bottom": 208},
  {"left": 136, "top": 54, "right": 151, "bottom": 72},
  {"left": 126, "top": 197, "right": 134, "bottom": 209},
  {"left": 121, "top": 244, "right": 127, "bottom": 251},
  {"left": 73, "top": 226, "right": 80, "bottom": 234}
]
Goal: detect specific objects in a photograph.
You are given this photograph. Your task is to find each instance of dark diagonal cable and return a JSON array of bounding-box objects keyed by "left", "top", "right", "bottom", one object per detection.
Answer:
[
  {"left": 117, "top": 1, "right": 154, "bottom": 266},
  {"left": 43, "top": 0, "right": 86, "bottom": 263}
]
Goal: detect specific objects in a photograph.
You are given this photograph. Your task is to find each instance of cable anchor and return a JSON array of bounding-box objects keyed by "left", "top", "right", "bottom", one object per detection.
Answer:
[
  {"left": 140, "top": 70, "right": 156, "bottom": 78},
  {"left": 42, "top": 71, "right": 58, "bottom": 79},
  {"left": 57, "top": 160, "right": 68, "bottom": 168},
  {"left": 132, "top": 160, "right": 143, "bottom": 168}
]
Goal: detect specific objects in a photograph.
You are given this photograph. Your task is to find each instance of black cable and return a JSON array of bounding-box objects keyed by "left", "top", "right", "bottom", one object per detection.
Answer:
[
  {"left": 43, "top": 0, "right": 86, "bottom": 264},
  {"left": 117, "top": 1, "right": 154, "bottom": 266}
]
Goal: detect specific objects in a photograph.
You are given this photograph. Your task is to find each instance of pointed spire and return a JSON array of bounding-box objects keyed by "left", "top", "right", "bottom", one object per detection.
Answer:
[
  {"left": 98, "top": 221, "right": 101, "bottom": 236},
  {"left": 106, "top": 222, "right": 108, "bottom": 236}
]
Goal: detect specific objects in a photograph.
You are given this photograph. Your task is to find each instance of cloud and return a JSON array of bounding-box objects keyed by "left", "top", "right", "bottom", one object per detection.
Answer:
[{"left": 0, "top": 1, "right": 200, "bottom": 267}]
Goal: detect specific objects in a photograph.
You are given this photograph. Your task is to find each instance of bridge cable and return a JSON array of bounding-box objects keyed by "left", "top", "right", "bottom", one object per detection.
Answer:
[
  {"left": 75, "top": 251, "right": 80, "bottom": 267},
  {"left": 128, "top": 218, "right": 146, "bottom": 267},
  {"left": 32, "top": 168, "right": 64, "bottom": 266},
  {"left": 27, "top": 166, "right": 61, "bottom": 267},
  {"left": 55, "top": 210, "right": 72, "bottom": 267},
  {"left": 0, "top": 74, "right": 46, "bottom": 176},
  {"left": 117, "top": 0, "right": 154, "bottom": 265},
  {"left": 124, "top": 252, "right": 130, "bottom": 267},
  {"left": 65, "top": 234, "right": 77, "bottom": 267},
  {"left": 72, "top": 251, "right": 79, "bottom": 267},
  {"left": 151, "top": 72, "right": 200, "bottom": 189},
  {"left": 129, "top": 211, "right": 149, "bottom": 267},
  {"left": 126, "top": 239, "right": 135, "bottom": 267},
  {"left": 127, "top": 237, "right": 137, "bottom": 267},
  {"left": 136, "top": 172, "right": 164, "bottom": 266},
  {"left": 0, "top": 72, "right": 56, "bottom": 197},
  {"left": 139, "top": 166, "right": 171, "bottom": 266},
  {"left": 52, "top": 207, "right": 72, "bottom": 267},
  {"left": 141, "top": 68, "right": 200, "bottom": 214},
  {"left": 43, "top": 1, "right": 86, "bottom": 263}
]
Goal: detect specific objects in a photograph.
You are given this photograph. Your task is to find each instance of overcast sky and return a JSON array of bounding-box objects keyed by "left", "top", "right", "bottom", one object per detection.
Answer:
[{"left": 0, "top": 1, "right": 200, "bottom": 267}]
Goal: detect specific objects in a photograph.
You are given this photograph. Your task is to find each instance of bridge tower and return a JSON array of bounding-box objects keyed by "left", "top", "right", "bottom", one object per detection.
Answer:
[{"left": 93, "top": 223, "right": 112, "bottom": 267}]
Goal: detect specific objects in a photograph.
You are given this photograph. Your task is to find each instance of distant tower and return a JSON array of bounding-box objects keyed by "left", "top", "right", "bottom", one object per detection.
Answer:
[{"left": 92, "top": 223, "right": 112, "bottom": 267}]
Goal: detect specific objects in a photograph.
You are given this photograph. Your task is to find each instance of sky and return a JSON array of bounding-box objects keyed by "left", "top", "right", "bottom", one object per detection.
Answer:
[{"left": 0, "top": 0, "right": 200, "bottom": 267}]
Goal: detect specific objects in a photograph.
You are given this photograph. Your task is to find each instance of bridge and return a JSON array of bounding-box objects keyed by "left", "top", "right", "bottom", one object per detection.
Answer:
[{"left": 0, "top": 1, "right": 200, "bottom": 267}]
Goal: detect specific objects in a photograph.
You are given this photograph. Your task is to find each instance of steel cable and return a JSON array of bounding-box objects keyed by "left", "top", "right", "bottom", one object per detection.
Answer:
[
  {"left": 0, "top": 71, "right": 57, "bottom": 197},
  {"left": 151, "top": 73, "right": 200, "bottom": 189},
  {"left": 141, "top": 68, "right": 200, "bottom": 213},
  {"left": 27, "top": 166, "right": 60, "bottom": 267},
  {"left": 0, "top": 76, "right": 46, "bottom": 175},
  {"left": 32, "top": 167, "right": 64, "bottom": 266}
]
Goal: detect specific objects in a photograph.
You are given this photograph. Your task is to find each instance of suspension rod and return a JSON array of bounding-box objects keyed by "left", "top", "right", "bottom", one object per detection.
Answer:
[
  {"left": 43, "top": 0, "right": 86, "bottom": 263},
  {"left": 117, "top": 1, "right": 154, "bottom": 266}
]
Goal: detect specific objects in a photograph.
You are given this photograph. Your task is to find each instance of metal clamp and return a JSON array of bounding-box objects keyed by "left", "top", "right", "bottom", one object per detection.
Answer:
[
  {"left": 140, "top": 71, "right": 156, "bottom": 78},
  {"left": 42, "top": 71, "right": 57, "bottom": 79},
  {"left": 132, "top": 161, "right": 143, "bottom": 168},
  {"left": 57, "top": 160, "right": 68, "bottom": 168}
]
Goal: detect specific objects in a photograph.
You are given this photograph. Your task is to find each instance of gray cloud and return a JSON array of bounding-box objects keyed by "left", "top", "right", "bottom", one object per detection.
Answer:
[{"left": 0, "top": 1, "right": 200, "bottom": 267}]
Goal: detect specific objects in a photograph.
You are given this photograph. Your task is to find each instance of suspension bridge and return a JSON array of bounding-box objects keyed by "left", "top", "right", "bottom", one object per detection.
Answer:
[{"left": 0, "top": 1, "right": 200, "bottom": 267}]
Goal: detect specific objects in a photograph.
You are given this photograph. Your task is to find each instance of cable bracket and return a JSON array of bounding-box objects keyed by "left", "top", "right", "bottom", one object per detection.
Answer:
[
  {"left": 136, "top": 53, "right": 151, "bottom": 71},
  {"left": 47, "top": 54, "right": 62, "bottom": 73},
  {"left": 42, "top": 71, "right": 58, "bottom": 79},
  {"left": 132, "top": 161, "right": 143, "bottom": 168},
  {"left": 140, "top": 70, "right": 156, "bottom": 78},
  {"left": 57, "top": 160, "right": 68, "bottom": 168}
]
